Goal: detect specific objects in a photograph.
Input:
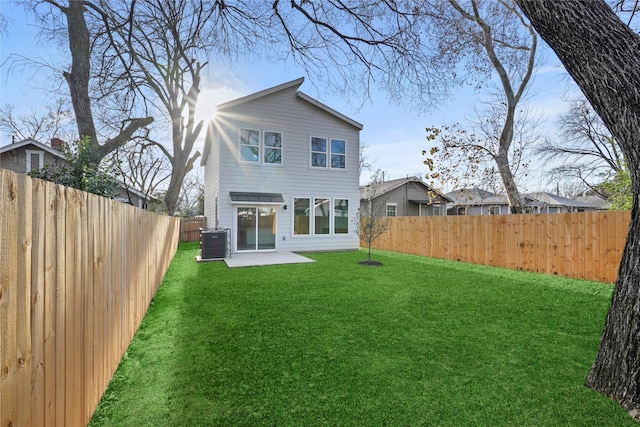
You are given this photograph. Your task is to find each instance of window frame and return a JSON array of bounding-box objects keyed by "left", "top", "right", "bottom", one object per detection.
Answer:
[
  {"left": 330, "top": 139, "right": 346, "bottom": 169},
  {"left": 310, "top": 136, "right": 348, "bottom": 170},
  {"left": 310, "top": 136, "right": 327, "bottom": 168},
  {"left": 386, "top": 203, "right": 397, "bottom": 217},
  {"left": 239, "top": 128, "right": 260, "bottom": 163},
  {"left": 292, "top": 197, "right": 351, "bottom": 237},
  {"left": 293, "top": 197, "right": 311, "bottom": 236},
  {"left": 25, "top": 149, "right": 44, "bottom": 172},
  {"left": 263, "top": 130, "right": 283, "bottom": 165},
  {"left": 314, "top": 197, "right": 331, "bottom": 235},
  {"left": 333, "top": 198, "right": 349, "bottom": 234},
  {"left": 239, "top": 128, "right": 284, "bottom": 165}
]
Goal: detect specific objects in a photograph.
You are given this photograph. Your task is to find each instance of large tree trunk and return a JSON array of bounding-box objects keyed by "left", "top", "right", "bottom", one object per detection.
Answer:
[
  {"left": 62, "top": 1, "right": 98, "bottom": 146},
  {"left": 495, "top": 149, "right": 523, "bottom": 214},
  {"left": 47, "top": 0, "right": 153, "bottom": 160},
  {"left": 515, "top": 0, "right": 640, "bottom": 419}
]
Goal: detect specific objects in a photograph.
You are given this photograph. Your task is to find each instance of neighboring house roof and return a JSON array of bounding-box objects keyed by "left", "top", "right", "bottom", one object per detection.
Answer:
[
  {"left": 1, "top": 139, "right": 158, "bottom": 203},
  {"left": 114, "top": 181, "right": 162, "bottom": 203},
  {"left": 0, "top": 138, "right": 66, "bottom": 159},
  {"left": 446, "top": 188, "right": 604, "bottom": 211},
  {"left": 525, "top": 192, "right": 601, "bottom": 210},
  {"left": 216, "top": 77, "right": 364, "bottom": 130},
  {"left": 575, "top": 194, "right": 611, "bottom": 210},
  {"left": 360, "top": 176, "right": 452, "bottom": 203},
  {"left": 445, "top": 188, "right": 509, "bottom": 206}
]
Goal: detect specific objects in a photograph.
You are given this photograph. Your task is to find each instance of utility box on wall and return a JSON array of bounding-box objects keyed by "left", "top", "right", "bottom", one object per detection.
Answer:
[{"left": 200, "top": 230, "right": 227, "bottom": 260}]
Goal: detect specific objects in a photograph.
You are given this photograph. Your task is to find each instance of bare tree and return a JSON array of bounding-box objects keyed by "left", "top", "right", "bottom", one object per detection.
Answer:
[
  {"left": 516, "top": 0, "right": 640, "bottom": 419},
  {"left": 108, "top": 141, "right": 171, "bottom": 205},
  {"left": 424, "top": 102, "right": 537, "bottom": 194},
  {"left": 416, "top": 1, "right": 538, "bottom": 213},
  {"left": 358, "top": 169, "right": 390, "bottom": 265},
  {"left": 537, "top": 97, "right": 625, "bottom": 191},
  {"left": 0, "top": 99, "right": 75, "bottom": 143},
  {"left": 86, "top": 0, "right": 220, "bottom": 214},
  {"left": 30, "top": 1, "right": 154, "bottom": 157}
]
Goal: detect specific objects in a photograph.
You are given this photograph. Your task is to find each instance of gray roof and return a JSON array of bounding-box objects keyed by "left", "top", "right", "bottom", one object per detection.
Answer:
[
  {"left": 526, "top": 192, "right": 602, "bottom": 209},
  {"left": 445, "top": 188, "right": 509, "bottom": 206},
  {"left": 446, "top": 188, "right": 605, "bottom": 210},
  {"left": 360, "top": 176, "right": 452, "bottom": 202},
  {"left": 0, "top": 138, "right": 66, "bottom": 159},
  {"left": 230, "top": 192, "right": 284, "bottom": 204},
  {"left": 575, "top": 195, "right": 610, "bottom": 210}
]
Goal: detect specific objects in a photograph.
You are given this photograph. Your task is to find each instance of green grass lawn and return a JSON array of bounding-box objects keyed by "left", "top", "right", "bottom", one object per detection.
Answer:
[{"left": 89, "top": 242, "right": 635, "bottom": 426}]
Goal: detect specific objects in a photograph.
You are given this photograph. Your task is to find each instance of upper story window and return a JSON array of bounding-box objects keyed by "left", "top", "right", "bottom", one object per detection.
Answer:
[
  {"left": 240, "top": 128, "right": 260, "bottom": 162},
  {"left": 330, "top": 139, "right": 346, "bottom": 169},
  {"left": 311, "top": 137, "right": 327, "bottom": 167},
  {"left": 264, "top": 131, "right": 282, "bottom": 164},
  {"left": 311, "top": 136, "right": 346, "bottom": 169},
  {"left": 240, "top": 128, "right": 282, "bottom": 165}
]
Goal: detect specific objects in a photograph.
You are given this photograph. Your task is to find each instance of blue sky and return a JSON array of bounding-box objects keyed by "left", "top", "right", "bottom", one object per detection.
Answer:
[{"left": 0, "top": 2, "right": 578, "bottom": 191}]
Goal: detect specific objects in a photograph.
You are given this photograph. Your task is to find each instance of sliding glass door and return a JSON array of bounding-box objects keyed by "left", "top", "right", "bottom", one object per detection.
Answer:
[{"left": 236, "top": 207, "right": 276, "bottom": 251}]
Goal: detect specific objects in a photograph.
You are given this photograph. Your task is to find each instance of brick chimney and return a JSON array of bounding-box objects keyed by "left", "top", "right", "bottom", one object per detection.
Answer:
[{"left": 50, "top": 138, "right": 65, "bottom": 150}]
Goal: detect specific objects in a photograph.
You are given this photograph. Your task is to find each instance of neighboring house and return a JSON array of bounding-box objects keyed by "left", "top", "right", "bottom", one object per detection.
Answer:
[
  {"left": 575, "top": 194, "right": 611, "bottom": 210},
  {"left": 445, "top": 188, "right": 512, "bottom": 215},
  {"left": 360, "top": 176, "right": 452, "bottom": 217},
  {"left": 525, "top": 192, "right": 604, "bottom": 213},
  {"left": 0, "top": 138, "right": 158, "bottom": 209},
  {"left": 446, "top": 188, "right": 604, "bottom": 215},
  {"left": 201, "top": 77, "right": 362, "bottom": 254},
  {"left": 0, "top": 138, "right": 67, "bottom": 174}
]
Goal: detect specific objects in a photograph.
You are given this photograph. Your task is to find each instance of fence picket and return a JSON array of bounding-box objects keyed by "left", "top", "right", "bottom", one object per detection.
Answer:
[{"left": 1, "top": 170, "right": 18, "bottom": 427}]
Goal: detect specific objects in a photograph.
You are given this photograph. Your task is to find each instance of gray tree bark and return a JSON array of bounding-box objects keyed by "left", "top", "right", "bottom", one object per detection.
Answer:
[
  {"left": 515, "top": 0, "right": 640, "bottom": 419},
  {"left": 44, "top": 0, "right": 153, "bottom": 159}
]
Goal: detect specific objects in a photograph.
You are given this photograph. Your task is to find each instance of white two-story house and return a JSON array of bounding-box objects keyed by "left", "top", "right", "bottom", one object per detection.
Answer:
[{"left": 201, "top": 78, "right": 362, "bottom": 254}]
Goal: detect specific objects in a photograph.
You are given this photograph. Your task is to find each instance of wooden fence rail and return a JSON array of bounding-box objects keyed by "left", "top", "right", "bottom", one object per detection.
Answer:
[
  {"left": 180, "top": 216, "right": 207, "bottom": 242},
  {"left": 366, "top": 211, "right": 631, "bottom": 284},
  {"left": 0, "top": 170, "right": 180, "bottom": 427}
]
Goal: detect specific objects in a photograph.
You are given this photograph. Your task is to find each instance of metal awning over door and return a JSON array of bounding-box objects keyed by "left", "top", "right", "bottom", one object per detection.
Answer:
[{"left": 229, "top": 192, "right": 284, "bottom": 204}]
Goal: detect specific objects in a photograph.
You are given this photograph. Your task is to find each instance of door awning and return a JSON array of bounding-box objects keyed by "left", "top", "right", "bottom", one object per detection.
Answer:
[{"left": 230, "top": 192, "right": 284, "bottom": 204}]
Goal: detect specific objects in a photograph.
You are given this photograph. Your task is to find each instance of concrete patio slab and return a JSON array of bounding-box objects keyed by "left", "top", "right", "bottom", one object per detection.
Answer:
[{"left": 222, "top": 252, "right": 315, "bottom": 268}]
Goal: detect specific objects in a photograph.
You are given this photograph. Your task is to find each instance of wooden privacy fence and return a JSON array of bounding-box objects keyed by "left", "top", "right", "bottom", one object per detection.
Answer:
[
  {"left": 0, "top": 170, "right": 180, "bottom": 427},
  {"left": 367, "top": 211, "right": 631, "bottom": 284},
  {"left": 180, "top": 216, "right": 207, "bottom": 241}
]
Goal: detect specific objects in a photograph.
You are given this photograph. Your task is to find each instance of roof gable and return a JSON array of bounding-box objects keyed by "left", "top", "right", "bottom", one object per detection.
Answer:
[
  {"left": 215, "top": 77, "right": 363, "bottom": 130},
  {"left": 361, "top": 176, "right": 451, "bottom": 202},
  {"left": 0, "top": 139, "right": 66, "bottom": 159}
]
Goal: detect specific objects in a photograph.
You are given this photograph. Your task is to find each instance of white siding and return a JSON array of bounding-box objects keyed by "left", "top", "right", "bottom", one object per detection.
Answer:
[
  {"left": 203, "top": 131, "right": 221, "bottom": 229},
  {"left": 211, "top": 84, "right": 360, "bottom": 252}
]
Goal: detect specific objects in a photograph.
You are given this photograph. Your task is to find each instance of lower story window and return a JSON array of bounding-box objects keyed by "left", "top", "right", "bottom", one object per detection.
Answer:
[
  {"left": 334, "top": 199, "right": 349, "bottom": 234},
  {"left": 294, "top": 198, "right": 311, "bottom": 235},
  {"left": 386, "top": 203, "right": 397, "bottom": 217},
  {"left": 314, "top": 198, "right": 330, "bottom": 235},
  {"left": 294, "top": 197, "right": 350, "bottom": 236}
]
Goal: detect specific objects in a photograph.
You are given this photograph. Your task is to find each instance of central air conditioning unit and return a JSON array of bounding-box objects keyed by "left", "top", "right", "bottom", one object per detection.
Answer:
[{"left": 200, "top": 229, "right": 227, "bottom": 260}]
